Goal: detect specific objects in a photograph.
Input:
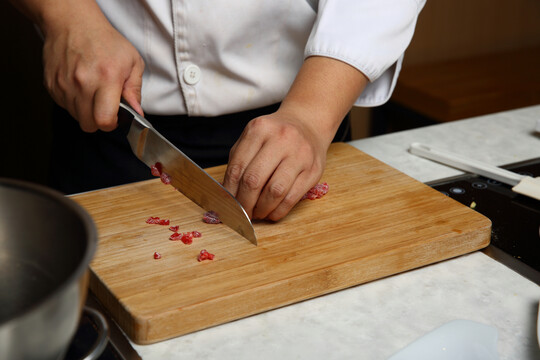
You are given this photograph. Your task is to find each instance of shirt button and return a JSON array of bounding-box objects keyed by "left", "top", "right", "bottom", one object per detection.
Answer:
[{"left": 183, "top": 64, "right": 201, "bottom": 85}]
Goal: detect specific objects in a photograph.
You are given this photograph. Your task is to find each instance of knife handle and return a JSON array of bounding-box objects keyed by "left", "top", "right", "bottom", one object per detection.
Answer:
[
  {"left": 118, "top": 102, "right": 153, "bottom": 129},
  {"left": 409, "top": 142, "right": 524, "bottom": 186}
]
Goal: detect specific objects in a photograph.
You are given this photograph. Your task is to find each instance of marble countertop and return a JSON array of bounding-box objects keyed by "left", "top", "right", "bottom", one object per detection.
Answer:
[{"left": 131, "top": 106, "right": 540, "bottom": 359}]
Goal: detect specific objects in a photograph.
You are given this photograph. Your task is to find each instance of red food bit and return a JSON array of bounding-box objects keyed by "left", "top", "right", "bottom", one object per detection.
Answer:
[
  {"left": 169, "top": 225, "right": 179, "bottom": 232},
  {"left": 203, "top": 210, "right": 221, "bottom": 224},
  {"left": 160, "top": 172, "right": 172, "bottom": 185},
  {"left": 169, "top": 232, "right": 195, "bottom": 244},
  {"left": 181, "top": 232, "right": 193, "bottom": 245},
  {"left": 191, "top": 230, "right": 202, "bottom": 238},
  {"left": 146, "top": 216, "right": 170, "bottom": 225},
  {"left": 151, "top": 162, "right": 163, "bottom": 177},
  {"left": 197, "top": 249, "right": 215, "bottom": 262},
  {"left": 301, "top": 182, "right": 329, "bottom": 200},
  {"left": 153, "top": 252, "right": 162, "bottom": 259}
]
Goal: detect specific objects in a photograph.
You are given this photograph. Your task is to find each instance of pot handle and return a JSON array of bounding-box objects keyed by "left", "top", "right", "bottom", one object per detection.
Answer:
[{"left": 82, "top": 306, "right": 110, "bottom": 360}]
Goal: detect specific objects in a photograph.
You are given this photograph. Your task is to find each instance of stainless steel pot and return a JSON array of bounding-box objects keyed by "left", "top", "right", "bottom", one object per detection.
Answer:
[{"left": 0, "top": 178, "right": 98, "bottom": 360}]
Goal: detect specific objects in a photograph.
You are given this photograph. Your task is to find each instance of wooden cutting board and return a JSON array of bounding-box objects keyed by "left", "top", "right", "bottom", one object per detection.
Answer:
[{"left": 71, "top": 143, "right": 491, "bottom": 344}]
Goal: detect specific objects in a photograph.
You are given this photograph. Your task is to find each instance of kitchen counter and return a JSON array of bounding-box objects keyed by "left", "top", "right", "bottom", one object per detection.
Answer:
[{"left": 131, "top": 105, "right": 540, "bottom": 359}]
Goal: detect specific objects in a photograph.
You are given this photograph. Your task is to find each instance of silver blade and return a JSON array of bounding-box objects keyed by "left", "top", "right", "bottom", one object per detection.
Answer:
[{"left": 118, "top": 103, "right": 257, "bottom": 245}]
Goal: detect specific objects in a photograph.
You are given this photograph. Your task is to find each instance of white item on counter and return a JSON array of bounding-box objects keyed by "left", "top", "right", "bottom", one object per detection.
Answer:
[
  {"left": 388, "top": 319, "right": 499, "bottom": 360},
  {"left": 537, "top": 302, "right": 540, "bottom": 349},
  {"left": 409, "top": 142, "right": 540, "bottom": 201}
]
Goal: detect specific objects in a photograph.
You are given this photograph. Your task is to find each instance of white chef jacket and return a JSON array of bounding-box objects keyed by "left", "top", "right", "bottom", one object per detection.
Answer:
[{"left": 96, "top": 0, "right": 425, "bottom": 116}]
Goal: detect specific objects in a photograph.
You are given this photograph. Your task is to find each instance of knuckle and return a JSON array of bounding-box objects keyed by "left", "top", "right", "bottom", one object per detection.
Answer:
[
  {"left": 268, "top": 182, "right": 286, "bottom": 199},
  {"left": 225, "top": 163, "right": 245, "bottom": 186},
  {"left": 278, "top": 123, "right": 300, "bottom": 140},
  {"left": 241, "top": 171, "right": 262, "bottom": 191},
  {"left": 280, "top": 193, "right": 298, "bottom": 210},
  {"left": 94, "top": 112, "right": 116, "bottom": 130},
  {"left": 79, "top": 119, "right": 97, "bottom": 133},
  {"left": 245, "top": 116, "right": 269, "bottom": 135},
  {"left": 73, "top": 66, "right": 91, "bottom": 86}
]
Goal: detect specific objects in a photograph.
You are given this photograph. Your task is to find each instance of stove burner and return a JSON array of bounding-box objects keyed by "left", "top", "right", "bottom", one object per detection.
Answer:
[
  {"left": 65, "top": 294, "right": 141, "bottom": 360},
  {"left": 429, "top": 157, "right": 540, "bottom": 285}
]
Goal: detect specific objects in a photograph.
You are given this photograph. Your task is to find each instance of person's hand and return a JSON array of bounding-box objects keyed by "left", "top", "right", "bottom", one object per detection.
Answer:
[
  {"left": 223, "top": 106, "right": 329, "bottom": 221},
  {"left": 223, "top": 56, "right": 369, "bottom": 221},
  {"left": 40, "top": 1, "right": 145, "bottom": 132}
]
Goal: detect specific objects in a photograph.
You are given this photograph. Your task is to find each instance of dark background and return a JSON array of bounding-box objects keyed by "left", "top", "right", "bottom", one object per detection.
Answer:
[{"left": 1, "top": 2, "right": 53, "bottom": 185}]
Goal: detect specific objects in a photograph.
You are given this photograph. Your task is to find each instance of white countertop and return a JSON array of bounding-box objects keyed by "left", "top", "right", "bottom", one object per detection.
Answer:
[{"left": 131, "top": 106, "right": 540, "bottom": 359}]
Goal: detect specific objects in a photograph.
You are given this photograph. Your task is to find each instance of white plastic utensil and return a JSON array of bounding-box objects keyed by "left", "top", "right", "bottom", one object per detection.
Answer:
[
  {"left": 409, "top": 142, "right": 540, "bottom": 201},
  {"left": 388, "top": 319, "right": 499, "bottom": 360}
]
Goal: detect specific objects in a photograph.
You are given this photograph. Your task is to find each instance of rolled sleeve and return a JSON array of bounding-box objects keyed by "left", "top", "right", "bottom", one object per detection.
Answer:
[{"left": 305, "top": 0, "right": 426, "bottom": 106}]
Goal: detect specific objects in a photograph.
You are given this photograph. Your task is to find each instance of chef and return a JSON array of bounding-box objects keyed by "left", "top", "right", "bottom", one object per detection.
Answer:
[{"left": 9, "top": 0, "right": 425, "bottom": 220}]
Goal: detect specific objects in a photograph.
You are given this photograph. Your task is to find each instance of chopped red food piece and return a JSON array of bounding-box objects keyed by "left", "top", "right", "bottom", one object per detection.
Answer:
[
  {"left": 181, "top": 232, "right": 193, "bottom": 244},
  {"left": 151, "top": 162, "right": 162, "bottom": 177},
  {"left": 146, "top": 216, "right": 170, "bottom": 225},
  {"left": 169, "top": 225, "right": 179, "bottom": 232},
  {"left": 160, "top": 172, "right": 172, "bottom": 185},
  {"left": 203, "top": 210, "right": 221, "bottom": 224},
  {"left": 197, "top": 249, "right": 215, "bottom": 262},
  {"left": 191, "top": 230, "right": 202, "bottom": 238},
  {"left": 169, "top": 232, "right": 195, "bottom": 244},
  {"left": 153, "top": 252, "right": 162, "bottom": 259},
  {"left": 302, "top": 182, "right": 329, "bottom": 200}
]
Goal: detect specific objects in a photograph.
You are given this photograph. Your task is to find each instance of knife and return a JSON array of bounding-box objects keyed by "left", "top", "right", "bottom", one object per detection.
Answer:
[
  {"left": 409, "top": 142, "right": 540, "bottom": 201},
  {"left": 118, "top": 103, "right": 257, "bottom": 245}
]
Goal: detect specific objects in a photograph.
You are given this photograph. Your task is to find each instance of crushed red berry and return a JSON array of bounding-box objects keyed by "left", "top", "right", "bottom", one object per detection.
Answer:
[
  {"left": 153, "top": 252, "right": 162, "bottom": 259},
  {"left": 203, "top": 210, "right": 221, "bottom": 224},
  {"left": 160, "top": 172, "right": 172, "bottom": 185},
  {"left": 197, "top": 249, "right": 215, "bottom": 262},
  {"left": 302, "top": 182, "right": 329, "bottom": 200},
  {"left": 191, "top": 230, "right": 202, "bottom": 238},
  {"left": 180, "top": 232, "right": 193, "bottom": 245},
  {"left": 169, "top": 232, "right": 196, "bottom": 244},
  {"left": 151, "top": 162, "right": 163, "bottom": 177},
  {"left": 169, "top": 225, "right": 179, "bottom": 232},
  {"left": 146, "top": 216, "right": 170, "bottom": 225}
]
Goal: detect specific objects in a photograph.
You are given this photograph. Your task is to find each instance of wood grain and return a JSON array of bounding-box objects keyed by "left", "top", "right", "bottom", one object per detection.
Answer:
[{"left": 71, "top": 143, "right": 491, "bottom": 344}]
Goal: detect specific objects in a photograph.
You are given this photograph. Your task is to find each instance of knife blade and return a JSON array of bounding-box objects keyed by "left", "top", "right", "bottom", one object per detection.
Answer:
[{"left": 118, "top": 103, "right": 257, "bottom": 245}]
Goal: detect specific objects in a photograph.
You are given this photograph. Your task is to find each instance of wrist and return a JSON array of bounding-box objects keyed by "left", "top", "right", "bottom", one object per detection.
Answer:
[
  {"left": 37, "top": 0, "right": 107, "bottom": 38},
  {"left": 278, "top": 56, "right": 368, "bottom": 147}
]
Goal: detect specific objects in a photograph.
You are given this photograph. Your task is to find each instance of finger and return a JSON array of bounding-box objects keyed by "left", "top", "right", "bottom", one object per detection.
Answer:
[
  {"left": 93, "top": 83, "right": 123, "bottom": 132},
  {"left": 122, "top": 57, "right": 145, "bottom": 116},
  {"left": 265, "top": 172, "right": 319, "bottom": 221},
  {"left": 234, "top": 142, "right": 286, "bottom": 219},
  {"left": 72, "top": 93, "right": 99, "bottom": 133},
  {"left": 251, "top": 158, "right": 299, "bottom": 219},
  {"left": 223, "top": 118, "right": 268, "bottom": 197}
]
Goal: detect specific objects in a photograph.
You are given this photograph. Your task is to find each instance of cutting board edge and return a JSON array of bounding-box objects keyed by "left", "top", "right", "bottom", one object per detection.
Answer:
[{"left": 121, "top": 222, "right": 491, "bottom": 344}]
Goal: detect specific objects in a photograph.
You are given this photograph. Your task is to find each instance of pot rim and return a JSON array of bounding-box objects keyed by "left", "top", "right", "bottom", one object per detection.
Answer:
[{"left": 0, "top": 177, "right": 98, "bottom": 326}]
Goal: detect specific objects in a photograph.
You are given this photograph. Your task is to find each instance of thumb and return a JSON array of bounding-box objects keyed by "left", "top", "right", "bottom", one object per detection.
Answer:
[{"left": 122, "top": 57, "right": 145, "bottom": 116}]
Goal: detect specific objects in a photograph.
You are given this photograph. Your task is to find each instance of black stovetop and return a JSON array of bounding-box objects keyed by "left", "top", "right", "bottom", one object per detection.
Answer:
[{"left": 428, "top": 157, "right": 540, "bottom": 284}]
